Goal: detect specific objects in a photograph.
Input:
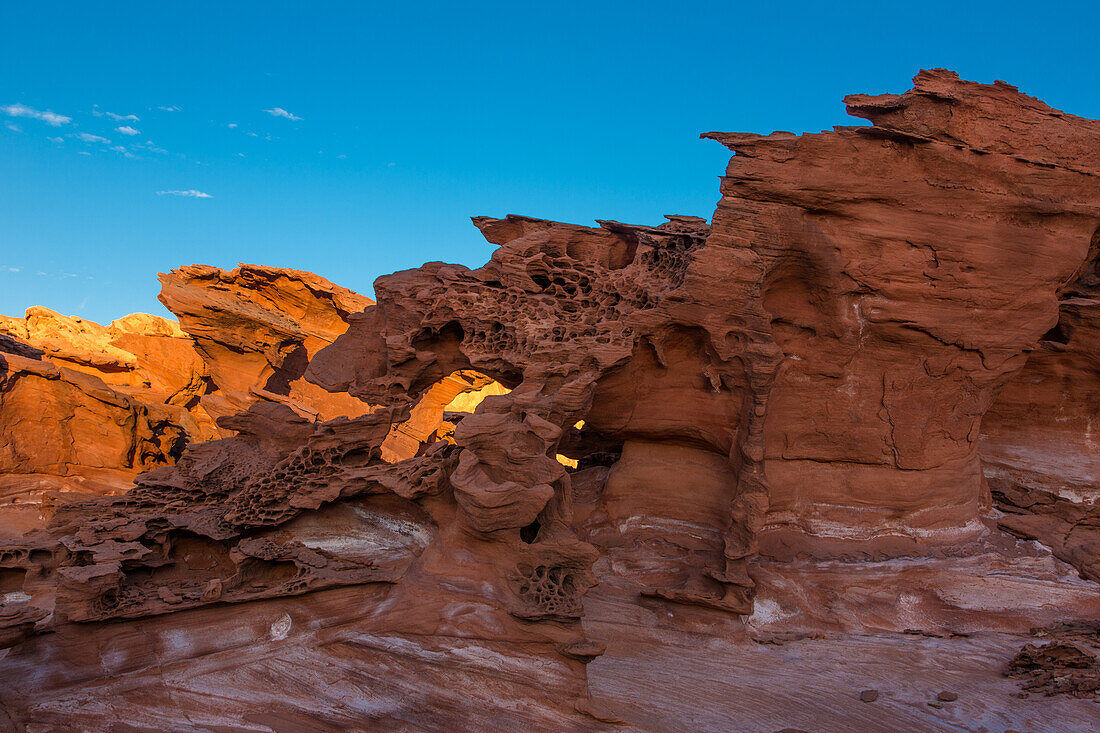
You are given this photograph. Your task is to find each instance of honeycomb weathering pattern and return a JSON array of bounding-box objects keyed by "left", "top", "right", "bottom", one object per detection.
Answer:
[{"left": 0, "top": 69, "right": 1099, "bottom": 729}]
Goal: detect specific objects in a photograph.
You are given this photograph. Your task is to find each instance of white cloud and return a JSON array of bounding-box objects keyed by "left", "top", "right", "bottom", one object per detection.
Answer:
[
  {"left": 265, "top": 107, "right": 302, "bottom": 121},
  {"left": 157, "top": 105, "right": 180, "bottom": 112},
  {"left": 227, "top": 122, "right": 238, "bottom": 128},
  {"left": 116, "top": 125, "right": 140, "bottom": 136},
  {"left": 4, "top": 267, "right": 21, "bottom": 273},
  {"left": 5, "top": 122, "right": 21, "bottom": 132},
  {"left": 157, "top": 189, "right": 212, "bottom": 198},
  {"left": 1, "top": 103, "right": 71, "bottom": 126},
  {"left": 109, "top": 145, "right": 127, "bottom": 152},
  {"left": 78, "top": 151, "right": 91, "bottom": 156},
  {"left": 48, "top": 136, "right": 64, "bottom": 144},
  {"left": 76, "top": 133, "right": 109, "bottom": 143},
  {"left": 94, "top": 107, "right": 139, "bottom": 122},
  {"left": 133, "top": 140, "right": 167, "bottom": 154}
]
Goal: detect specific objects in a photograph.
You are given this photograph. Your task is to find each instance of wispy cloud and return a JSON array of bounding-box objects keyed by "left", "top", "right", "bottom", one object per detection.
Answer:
[
  {"left": 116, "top": 125, "right": 140, "bottom": 136},
  {"left": 157, "top": 105, "right": 180, "bottom": 112},
  {"left": 76, "top": 132, "right": 109, "bottom": 143},
  {"left": 4, "top": 267, "right": 21, "bottom": 273},
  {"left": 48, "top": 136, "right": 64, "bottom": 144},
  {"left": 265, "top": 107, "right": 302, "bottom": 121},
  {"left": 133, "top": 140, "right": 167, "bottom": 154},
  {"left": 157, "top": 189, "right": 212, "bottom": 198},
  {"left": 94, "top": 107, "right": 140, "bottom": 122},
  {"left": 227, "top": 123, "right": 238, "bottom": 128},
  {"left": 1, "top": 103, "right": 71, "bottom": 126},
  {"left": 5, "top": 122, "right": 21, "bottom": 133}
]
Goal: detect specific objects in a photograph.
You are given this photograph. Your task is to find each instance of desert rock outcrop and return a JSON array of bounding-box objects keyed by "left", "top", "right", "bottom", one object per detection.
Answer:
[
  {"left": 158, "top": 263, "right": 375, "bottom": 424},
  {"left": 0, "top": 309, "right": 210, "bottom": 516},
  {"left": 0, "top": 70, "right": 1098, "bottom": 731},
  {"left": 981, "top": 230, "right": 1100, "bottom": 582},
  {"left": 0, "top": 266, "right": 375, "bottom": 515}
]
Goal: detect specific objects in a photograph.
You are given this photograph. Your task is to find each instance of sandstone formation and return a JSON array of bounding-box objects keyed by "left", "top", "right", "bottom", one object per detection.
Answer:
[
  {"left": 1005, "top": 622, "right": 1100, "bottom": 699},
  {"left": 0, "top": 70, "right": 1098, "bottom": 731},
  {"left": 157, "top": 264, "right": 375, "bottom": 425},
  {"left": 980, "top": 233, "right": 1100, "bottom": 582},
  {"left": 0, "top": 266, "right": 375, "bottom": 517},
  {"left": 0, "top": 308, "right": 211, "bottom": 516}
]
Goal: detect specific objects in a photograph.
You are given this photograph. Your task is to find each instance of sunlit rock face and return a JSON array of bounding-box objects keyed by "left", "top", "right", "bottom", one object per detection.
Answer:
[
  {"left": 1, "top": 70, "right": 1099, "bottom": 731},
  {"left": 0, "top": 265, "right": 374, "bottom": 518},
  {"left": 157, "top": 263, "right": 376, "bottom": 425},
  {"left": 0, "top": 308, "right": 212, "bottom": 518}
]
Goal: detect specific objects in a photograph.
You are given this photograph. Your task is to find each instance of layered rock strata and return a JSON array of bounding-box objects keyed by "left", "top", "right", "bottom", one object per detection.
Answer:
[
  {"left": 0, "top": 309, "right": 212, "bottom": 512},
  {"left": 0, "top": 266, "right": 376, "bottom": 520},
  {"left": 157, "top": 263, "right": 375, "bottom": 424}
]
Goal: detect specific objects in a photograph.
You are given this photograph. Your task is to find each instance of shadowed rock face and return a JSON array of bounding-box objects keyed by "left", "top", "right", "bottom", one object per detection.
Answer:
[
  {"left": 981, "top": 226, "right": 1100, "bottom": 580},
  {"left": 0, "top": 70, "right": 1099, "bottom": 730}
]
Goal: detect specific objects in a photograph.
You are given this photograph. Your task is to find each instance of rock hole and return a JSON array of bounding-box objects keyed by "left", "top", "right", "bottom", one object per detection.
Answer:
[
  {"left": 520, "top": 518, "right": 541, "bottom": 544},
  {"left": 1041, "top": 320, "right": 1072, "bottom": 345}
]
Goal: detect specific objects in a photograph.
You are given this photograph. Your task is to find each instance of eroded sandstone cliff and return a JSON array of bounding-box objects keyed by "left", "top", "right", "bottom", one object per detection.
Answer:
[{"left": 0, "top": 70, "right": 1098, "bottom": 731}]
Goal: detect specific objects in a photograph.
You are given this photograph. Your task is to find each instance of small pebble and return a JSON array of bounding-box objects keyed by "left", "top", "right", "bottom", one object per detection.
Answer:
[
  {"left": 937, "top": 691, "right": 958, "bottom": 702},
  {"left": 928, "top": 701, "right": 944, "bottom": 709},
  {"left": 859, "top": 689, "right": 879, "bottom": 703}
]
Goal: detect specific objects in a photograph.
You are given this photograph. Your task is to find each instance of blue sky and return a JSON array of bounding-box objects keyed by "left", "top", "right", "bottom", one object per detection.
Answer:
[{"left": 3, "top": 1, "right": 1098, "bottom": 323}]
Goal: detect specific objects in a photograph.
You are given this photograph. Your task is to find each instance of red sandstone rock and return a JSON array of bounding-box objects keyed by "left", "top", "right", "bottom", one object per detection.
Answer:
[
  {"left": 981, "top": 227, "right": 1100, "bottom": 582},
  {"left": 0, "top": 70, "right": 1099, "bottom": 731},
  {"left": 0, "top": 266, "right": 379, "bottom": 512},
  {"left": 158, "top": 263, "right": 375, "bottom": 424},
  {"left": 0, "top": 312, "right": 207, "bottom": 509},
  {"left": 1005, "top": 623, "right": 1100, "bottom": 699}
]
